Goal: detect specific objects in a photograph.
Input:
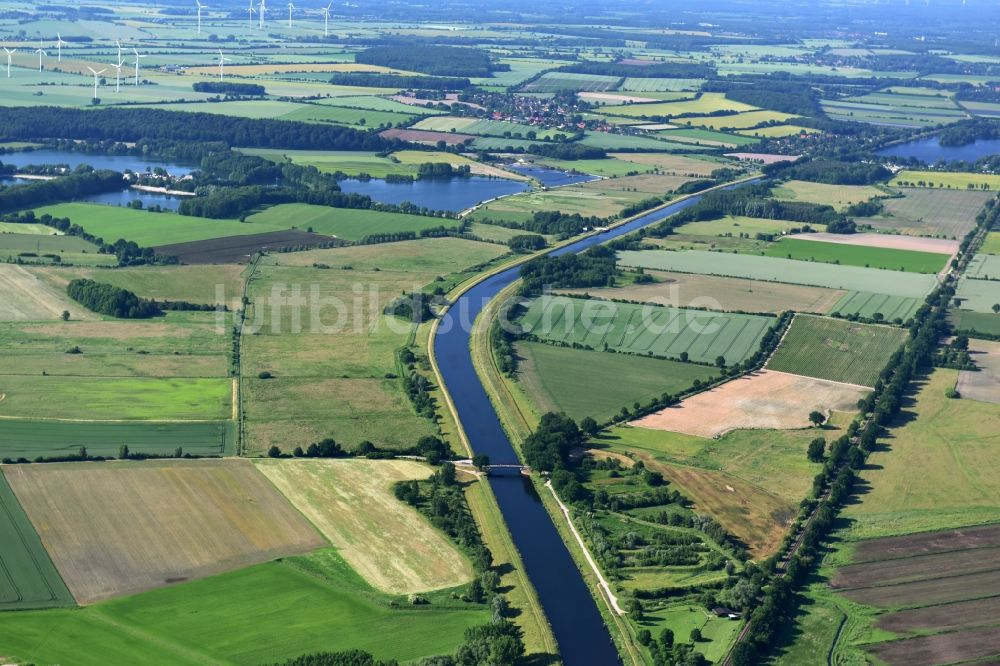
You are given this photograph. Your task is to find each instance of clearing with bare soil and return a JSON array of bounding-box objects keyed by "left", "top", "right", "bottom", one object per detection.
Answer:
[
  {"left": 958, "top": 338, "right": 1000, "bottom": 404},
  {"left": 631, "top": 370, "right": 866, "bottom": 438}
]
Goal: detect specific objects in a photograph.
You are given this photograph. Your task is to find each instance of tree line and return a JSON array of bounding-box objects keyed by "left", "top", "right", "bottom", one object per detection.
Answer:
[
  {"left": 192, "top": 81, "right": 266, "bottom": 97},
  {"left": 763, "top": 158, "right": 890, "bottom": 185},
  {"left": 0, "top": 107, "right": 397, "bottom": 152},
  {"left": 356, "top": 45, "right": 504, "bottom": 78},
  {"left": 327, "top": 72, "right": 472, "bottom": 90},
  {"left": 0, "top": 167, "right": 124, "bottom": 213},
  {"left": 519, "top": 245, "right": 618, "bottom": 295},
  {"left": 66, "top": 279, "right": 161, "bottom": 319}
]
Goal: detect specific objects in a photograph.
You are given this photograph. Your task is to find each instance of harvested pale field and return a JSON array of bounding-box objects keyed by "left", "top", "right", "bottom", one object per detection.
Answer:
[
  {"left": 256, "top": 459, "right": 473, "bottom": 594},
  {"left": 868, "top": 625, "right": 1000, "bottom": 666},
  {"left": 562, "top": 270, "right": 846, "bottom": 314},
  {"left": 607, "top": 152, "right": 721, "bottom": 177},
  {"left": 724, "top": 152, "right": 801, "bottom": 164},
  {"left": 631, "top": 370, "right": 867, "bottom": 438},
  {"left": 3, "top": 460, "right": 324, "bottom": 604},
  {"left": 0, "top": 265, "right": 89, "bottom": 321},
  {"left": 958, "top": 338, "right": 1000, "bottom": 404},
  {"left": 851, "top": 522, "right": 1000, "bottom": 563},
  {"left": 831, "top": 546, "right": 1000, "bottom": 590},
  {"left": 787, "top": 232, "right": 959, "bottom": 255},
  {"left": 379, "top": 128, "right": 475, "bottom": 146}
]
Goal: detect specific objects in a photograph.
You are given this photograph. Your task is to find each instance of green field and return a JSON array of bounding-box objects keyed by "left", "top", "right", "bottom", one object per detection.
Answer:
[
  {"left": 239, "top": 148, "right": 416, "bottom": 178},
  {"left": 410, "top": 116, "right": 565, "bottom": 140},
  {"left": 767, "top": 315, "right": 909, "bottom": 387},
  {"left": 764, "top": 237, "right": 949, "bottom": 274},
  {"left": 577, "top": 132, "right": 705, "bottom": 152},
  {"left": 521, "top": 71, "right": 622, "bottom": 92},
  {"left": 830, "top": 291, "right": 923, "bottom": 322},
  {"left": 32, "top": 204, "right": 288, "bottom": 248},
  {"left": 619, "top": 78, "right": 705, "bottom": 92},
  {"left": 965, "top": 253, "right": 1000, "bottom": 281},
  {"left": 0, "top": 472, "right": 74, "bottom": 610},
  {"left": 0, "top": 549, "right": 488, "bottom": 665},
  {"left": 0, "top": 375, "right": 232, "bottom": 420},
  {"left": 890, "top": 170, "right": 1000, "bottom": 190},
  {"left": 682, "top": 215, "right": 825, "bottom": 238},
  {"left": 842, "top": 369, "right": 1000, "bottom": 538},
  {"left": 981, "top": 232, "right": 1000, "bottom": 255},
  {"left": 955, "top": 277, "right": 1000, "bottom": 314},
  {"left": 856, "top": 188, "right": 990, "bottom": 238},
  {"left": 601, "top": 93, "right": 757, "bottom": 118},
  {"left": 677, "top": 110, "right": 798, "bottom": 131},
  {"left": 516, "top": 340, "right": 717, "bottom": 422},
  {"left": 617, "top": 249, "right": 939, "bottom": 298},
  {"left": 0, "top": 420, "right": 232, "bottom": 459},
  {"left": 0, "top": 231, "right": 109, "bottom": 266},
  {"left": 246, "top": 204, "right": 459, "bottom": 241},
  {"left": 770, "top": 180, "right": 885, "bottom": 211},
  {"left": 950, "top": 309, "right": 1000, "bottom": 336},
  {"left": 518, "top": 295, "right": 775, "bottom": 365}
]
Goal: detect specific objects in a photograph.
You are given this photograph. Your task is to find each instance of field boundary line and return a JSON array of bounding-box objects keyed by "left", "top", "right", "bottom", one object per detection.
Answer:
[
  {"left": 0, "top": 415, "right": 229, "bottom": 423},
  {"left": 765, "top": 369, "right": 873, "bottom": 392}
]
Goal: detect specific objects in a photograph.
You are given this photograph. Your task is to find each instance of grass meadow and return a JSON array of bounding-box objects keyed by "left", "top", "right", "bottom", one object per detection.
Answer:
[
  {"left": 770, "top": 180, "right": 885, "bottom": 211},
  {"left": 241, "top": 238, "right": 507, "bottom": 453},
  {"left": 857, "top": 188, "right": 990, "bottom": 239},
  {"left": 0, "top": 549, "right": 488, "bottom": 666},
  {"left": 842, "top": 369, "right": 1000, "bottom": 539},
  {"left": 764, "top": 237, "right": 950, "bottom": 273},
  {"left": 890, "top": 170, "right": 1000, "bottom": 190},
  {"left": 246, "top": 204, "right": 460, "bottom": 241},
  {"left": 515, "top": 340, "right": 718, "bottom": 422}
]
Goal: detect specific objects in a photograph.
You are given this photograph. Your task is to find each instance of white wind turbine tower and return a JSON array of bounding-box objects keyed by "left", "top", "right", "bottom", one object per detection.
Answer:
[
  {"left": 3, "top": 47, "right": 15, "bottom": 78},
  {"left": 247, "top": 0, "right": 256, "bottom": 30},
  {"left": 132, "top": 48, "right": 147, "bottom": 85},
  {"left": 322, "top": 1, "right": 332, "bottom": 36},
  {"left": 196, "top": 0, "right": 206, "bottom": 34},
  {"left": 34, "top": 42, "right": 46, "bottom": 72},
  {"left": 86, "top": 66, "right": 106, "bottom": 100},
  {"left": 115, "top": 39, "right": 123, "bottom": 66},
  {"left": 55, "top": 33, "right": 67, "bottom": 62},
  {"left": 217, "top": 49, "right": 231, "bottom": 80},
  {"left": 259, "top": 0, "right": 266, "bottom": 30},
  {"left": 112, "top": 55, "right": 126, "bottom": 92},
  {"left": 287, "top": 1, "right": 294, "bottom": 28}
]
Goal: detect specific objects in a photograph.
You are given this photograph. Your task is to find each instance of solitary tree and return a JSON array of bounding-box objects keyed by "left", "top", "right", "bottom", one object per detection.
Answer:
[
  {"left": 808, "top": 411, "right": 827, "bottom": 427},
  {"left": 61, "top": 310, "right": 70, "bottom": 321},
  {"left": 579, "top": 416, "right": 599, "bottom": 437},
  {"left": 993, "top": 303, "right": 1000, "bottom": 314},
  {"left": 118, "top": 444, "right": 130, "bottom": 460},
  {"left": 267, "top": 445, "right": 282, "bottom": 458},
  {"left": 715, "top": 355, "right": 726, "bottom": 368},
  {"left": 690, "top": 627, "right": 702, "bottom": 642}
]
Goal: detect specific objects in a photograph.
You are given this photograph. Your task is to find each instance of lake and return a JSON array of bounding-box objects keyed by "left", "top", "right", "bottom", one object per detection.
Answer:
[
  {"left": 877, "top": 136, "right": 1000, "bottom": 163},
  {"left": 337, "top": 176, "right": 529, "bottom": 212},
  {"left": 0, "top": 149, "right": 195, "bottom": 176},
  {"left": 504, "top": 163, "right": 601, "bottom": 187}
]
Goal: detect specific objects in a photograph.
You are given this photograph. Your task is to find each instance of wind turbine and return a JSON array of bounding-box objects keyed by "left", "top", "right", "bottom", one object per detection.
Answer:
[
  {"left": 55, "top": 33, "right": 67, "bottom": 62},
  {"left": 3, "top": 47, "right": 15, "bottom": 78},
  {"left": 196, "top": 0, "right": 205, "bottom": 34},
  {"left": 287, "top": 1, "right": 294, "bottom": 28},
  {"left": 115, "top": 39, "right": 123, "bottom": 66},
  {"left": 132, "top": 48, "right": 147, "bottom": 85},
  {"left": 259, "top": 0, "right": 266, "bottom": 30},
  {"left": 246, "top": 0, "right": 256, "bottom": 30},
  {"left": 86, "top": 66, "right": 106, "bottom": 100},
  {"left": 217, "top": 49, "right": 231, "bottom": 80},
  {"left": 322, "top": 1, "right": 332, "bottom": 36},
  {"left": 112, "top": 56, "right": 125, "bottom": 92},
  {"left": 34, "top": 41, "right": 46, "bottom": 72}
]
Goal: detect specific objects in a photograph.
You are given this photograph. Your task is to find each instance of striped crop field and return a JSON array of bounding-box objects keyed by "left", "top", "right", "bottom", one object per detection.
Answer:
[
  {"left": 0, "top": 472, "right": 74, "bottom": 610},
  {"left": 830, "top": 291, "right": 923, "bottom": 322},
  {"left": 766, "top": 315, "right": 909, "bottom": 387},
  {"left": 617, "top": 250, "right": 939, "bottom": 298},
  {"left": 517, "top": 295, "right": 776, "bottom": 365}
]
